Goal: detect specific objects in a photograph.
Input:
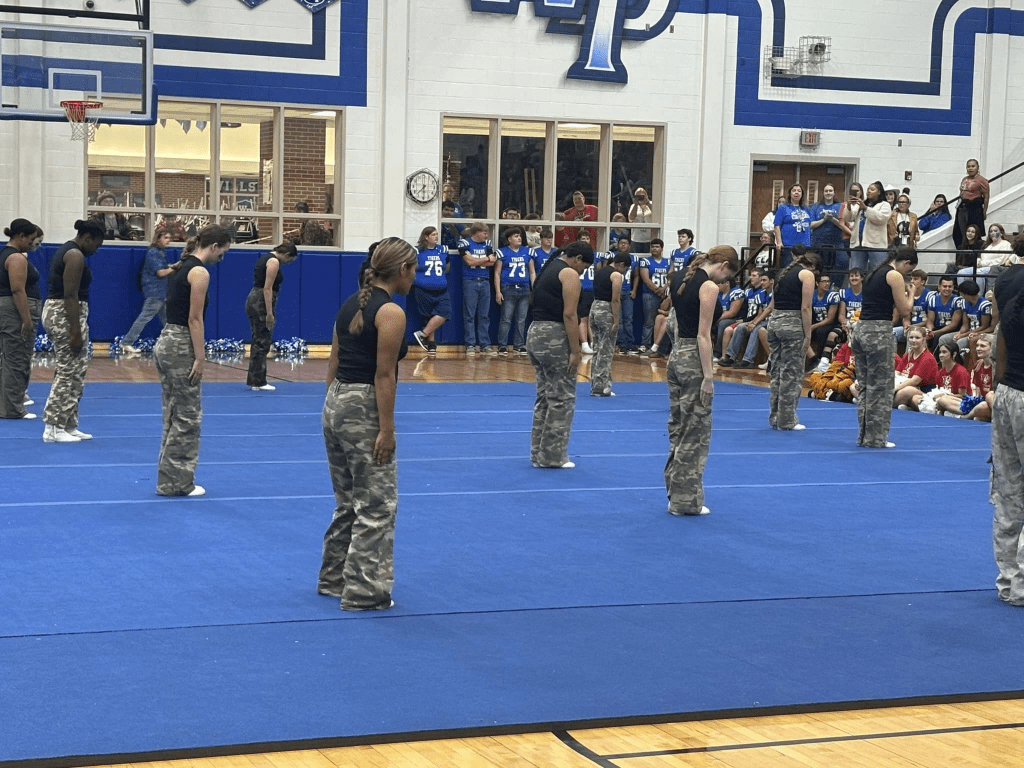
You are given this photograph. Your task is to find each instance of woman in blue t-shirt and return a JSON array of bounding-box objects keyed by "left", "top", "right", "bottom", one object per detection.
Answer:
[
  {"left": 773, "top": 184, "right": 811, "bottom": 268},
  {"left": 918, "top": 194, "right": 952, "bottom": 234},
  {"left": 810, "top": 183, "right": 845, "bottom": 277}
]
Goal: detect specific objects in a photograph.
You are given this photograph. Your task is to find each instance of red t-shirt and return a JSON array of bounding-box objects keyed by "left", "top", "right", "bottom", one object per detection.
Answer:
[
  {"left": 897, "top": 350, "right": 939, "bottom": 386},
  {"left": 938, "top": 363, "right": 970, "bottom": 394},
  {"left": 559, "top": 204, "right": 599, "bottom": 246},
  {"left": 972, "top": 362, "right": 993, "bottom": 396}
]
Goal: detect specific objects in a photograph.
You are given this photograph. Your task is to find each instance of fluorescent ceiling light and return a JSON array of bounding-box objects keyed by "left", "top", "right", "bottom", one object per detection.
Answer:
[
  {"left": 157, "top": 168, "right": 186, "bottom": 173},
  {"left": 309, "top": 110, "right": 335, "bottom": 117}
]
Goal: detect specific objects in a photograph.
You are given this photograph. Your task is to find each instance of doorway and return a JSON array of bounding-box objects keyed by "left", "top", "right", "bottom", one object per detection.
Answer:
[{"left": 749, "top": 161, "right": 854, "bottom": 251}]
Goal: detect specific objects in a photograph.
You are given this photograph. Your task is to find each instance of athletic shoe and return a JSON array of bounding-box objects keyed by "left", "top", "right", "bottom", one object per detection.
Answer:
[
  {"left": 713, "top": 355, "right": 720, "bottom": 363},
  {"left": 897, "top": 404, "right": 909, "bottom": 410},
  {"left": 816, "top": 357, "right": 830, "bottom": 373},
  {"left": 758, "top": 361, "right": 769, "bottom": 370},
  {"left": 884, "top": 442, "right": 896, "bottom": 448},
  {"left": 252, "top": 384, "right": 276, "bottom": 391},
  {"left": 466, "top": 345, "right": 477, "bottom": 356},
  {"left": 43, "top": 425, "right": 81, "bottom": 443},
  {"left": 426, "top": 341, "right": 437, "bottom": 355},
  {"left": 718, "top": 357, "right": 735, "bottom": 367},
  {"left": 517, "top": 347, "right": 527, "bottom": 356},
  {"left": 18, "top": 412, "right": 37, "bottom": 420},
  {"left": 669, "top": 505, "right": 711, "bottom": 516},
  {"left": 735, "top": 360, "right": 754, "bottom": 369},
  {"left": 498, "top": 346, "right": 508, "bottom": 355},
  {"left": 187, "top": 485, "right": 206, "bottom": 497},
  {"left": 591, "top": 390, "right": 615, "bottom": 397},
  {"left": 559, "top": 461, "right": 575, "bottom": 469},
  {"left": 67, "top": 428, "right": 92, "bottom": 440},
  {"left": 23, "top": 398, "right": 34, "bottom": 406},
  {"left": 581, "top": 342, "right": 594, "bottom": 354},
  {"left": 626, "top": 347, "right": 639, "bottom": 356},
  {"left": 413, "top": 330, "right": 429, "bottom": 351},
  {"left": 638, "top": 345, "right": 648, "bottom": 355},
  {"left": 943, "top": 411, "right": 962, "bottom": 419},
  {"left": 343, "top": 597, "right": 394, "bottom": 612},
  {"left": 791, "top": 424, "right": 806, "bottom": 431},
  {"left": 483, "top": 346, "right": 497, "bottom": 356}
]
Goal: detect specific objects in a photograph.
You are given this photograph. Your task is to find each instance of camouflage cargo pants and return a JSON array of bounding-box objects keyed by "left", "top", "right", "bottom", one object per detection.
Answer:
[
  {"left": 665, "top": 338, "right": 713, "bottom": 515},
  {"left": 246, "top": 287, "right": 276, "bottom": 387},
  {"left": 154, "top": 325, "right": 203, "bottom": 496},
  {"left": 767, "top": 309, "right": 805, "bottom": 430},
  {"left": 41, "top": 299, "right": 89, "bottom": 430},
  {"left": 0, "top": 296, "right": 39, "bottom": 418},
  {"left": 991, "top": 384, "right": 1024, "bottom": 605},
  {"left": 850, "top": 320, "right": 896, "bottom": 448},
  {"left": 589, "top": 299, "right": 615, "bottom": 395},
  {"left": 526, "top": 320, "right": 578, "bottom": 467},
  {"left": 319, "top": 381, "right": 396, "bottom": 611}
]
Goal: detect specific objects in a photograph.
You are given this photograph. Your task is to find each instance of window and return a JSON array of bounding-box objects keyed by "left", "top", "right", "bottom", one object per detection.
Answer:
[
  {"left": 86, "top": 101, "right": 343, "bottom": 245},
  {"left": 441, "top": 117, "right": 663, "bottom": 252}
]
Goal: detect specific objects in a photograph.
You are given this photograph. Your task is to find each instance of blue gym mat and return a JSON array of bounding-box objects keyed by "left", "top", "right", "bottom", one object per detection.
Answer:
[{"left": 1, "top": 379, "right": 1020, "bottom": 765}]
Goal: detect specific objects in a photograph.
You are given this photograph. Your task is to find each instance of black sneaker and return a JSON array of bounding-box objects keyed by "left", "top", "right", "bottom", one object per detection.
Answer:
[
  {"left": 735, "top": 360, "right": 754, "bottom": 369},
  {"left": 426, "top": 340, "right": 437, "bottom": 355},
  {"left": 413, "top": 330, "right": 429, "bottom": 351},
  {"left": 498, "top": 346, "right": 508, "bottom": 355},
  {"left": 718, "top": 357, "right": 735, "bottom": 367}
]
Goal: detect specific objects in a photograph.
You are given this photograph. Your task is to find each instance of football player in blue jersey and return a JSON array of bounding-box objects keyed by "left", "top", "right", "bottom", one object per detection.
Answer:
[
  {"left": 494, "top": 227, "right": 533, "bottom": 354},
  {"left": 457, "top": 223, "right": 497, "bottom": 355},
  {"left": 926, "top": 275, "right": 965, "bottom": 352},
  {"left": 411, "top": 226, "right": 450, "bottom": 355},
  {"left": 639, "top": 238, "right": 671, "bottom": 353},
  {"left": 529, "top": 229, "right": 555, "bottom": 286}
]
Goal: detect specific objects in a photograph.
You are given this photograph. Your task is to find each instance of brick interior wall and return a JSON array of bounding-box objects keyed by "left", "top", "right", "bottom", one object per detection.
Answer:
[
  {"left": 260, "top": 117, "right": 329, "bottom": 214},
  {"left": 88, "top": 170, "right": 208, "bottom": 210}
]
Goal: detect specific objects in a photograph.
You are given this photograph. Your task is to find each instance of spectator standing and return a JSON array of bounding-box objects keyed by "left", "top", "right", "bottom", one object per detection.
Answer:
[
  {"left": 411, "top": 227, "right": 450, "bottom": 356},
  {"left": 91, "top": 191, "right": 133, "bottom": 240},
  {"left": 888, "top": 194, "right": 920, "bottom": 248},
  {"left": 639, "top": 238, "right": 670, "bottom": 353},
  {"left": 953, "top": 159, "right": 989, "bottom": 249},
  {"left": 494, "top": 227, "right": 532, "bottom": 355},
  {"left": 457, "top": 223, "right": 497, "bottom": 355},
  {"left": 669, "top": 229, "right": 697, "bottom": 274},
  {"left": 120, "top": 230, "right": 174, "bottom": 356},
  {"left": 773, "top": 184, "right": 811, "bottom": 267},
  {"left": 844, "top": 181, "right": 892, "bottom": 272},
  {"left": 563, "top": 191, "right": 599, "bottom": 245},
  {"left": 529, "top": 229, "right": 555, "bottom": 285},
  {"left": 628, "top": 188, "right": 654, "bottom": 253},
  {"left": 810, "top": 183, "right": 845, "bottom": 276}
]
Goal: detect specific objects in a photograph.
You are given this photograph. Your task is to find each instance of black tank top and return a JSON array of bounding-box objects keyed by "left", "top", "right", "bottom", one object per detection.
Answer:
[
  {"left": 671, "top": 269, "right": 721, "bottom": 339},
  {"left": 593, "top": 265, "right": 616, "bottom": 301},
  {"left": 165, "top": 256, "right": 209, "bottom": 325},
  {"left": 252, "top": 253, "right": 284, "bottom": 291},
  {"left": 47, "top": 241, "right": 92, "bottom": 301},
  {"left": 532, "top": 259, "right": 572, "bottom": 322},
  {"left": 0, "top": 247, "right": 41, "bottom": 299},
  {"left": 861, "top": 264, "right": 896, "bottom": 321},
  {"left": 334, "top": 286, "right": 408, "bottom": 384},
  {"left": 774, "top": 266, "right": 805, "bottom": 310},
  {"left": 994, "top": 265, "right": 1024, "bottom": 391}
]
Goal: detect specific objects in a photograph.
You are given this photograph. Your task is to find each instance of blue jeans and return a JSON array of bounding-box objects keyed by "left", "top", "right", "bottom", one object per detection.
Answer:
[
  {"left": 865, "top": 249, "right": 888, "bottom": 272},
  {"left": 831, "top": 247, "right": 850, "bottom": 285},
  {"left": 122, "top": 297, "right": 167, "bottom": 346},
  {"left": 462, "top": 279, "right": 491, "bottom": 347},
  {"left": 641, "top": 292, "right": 662, "bottom": 347},
  {"left": 617, "top": 294, "right": 635, "bottom": 347},
  {"left": 726, "top": 320, "right": 767, "bottom": 363},
  {"left": 714, "top": 316, "right": 735, "bottom": 356},
  {"left": 496, "top": 283, "right": 530, "bottom": 347}
]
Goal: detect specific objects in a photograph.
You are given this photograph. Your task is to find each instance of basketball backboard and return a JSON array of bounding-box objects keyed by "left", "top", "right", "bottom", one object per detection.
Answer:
[{"left": 0, "top": 21, "right": 155, "bottom": 124}]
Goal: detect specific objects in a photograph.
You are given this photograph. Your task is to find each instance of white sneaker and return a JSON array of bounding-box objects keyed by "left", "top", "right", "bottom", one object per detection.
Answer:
[
  {"left": 121, "top": 345, "right": 141, "bottom": 358},
  {"left": 23, "top": 398, "right": 34, "bottom": 406},
  {"left": 187, "top": 485, "right": 206, "bottom": 497},
  {"left": 19, "top": 412, "right": 37, "bottom": 420},
  {"left": 885, "top": 442, "right": 896, "bottom": 449},
  {"left": 758, "top": 361, "right": 769, "bottom": 370},
  {"left": 43, "top": 425, "right": 81, "bottom": 443},
  {"left": 815, "top": 357, "right": 830, "bottom": 373},
  {"left": 67, "top": 428, "right": 92, "bottom": 440},
  {"left": 792, "top": 424, "right": 807, "bottom": 431},
  {"left": 581, "top": 342, "right": 594, "bottom": 354},
  {"left": 251, "top": 384, "right": 276, "bottom": 391},
  {"left": 559, "top": 461, "right": 576, "bottom": 469},
  {"left": 897, "top": 404, "right": 909, "bottom": 411},
  {"left": 697, "top": 506, "right": 711, "bottom": 516},
  {"left": 943, "top": 411, "right": 962, "bottom": 419}
]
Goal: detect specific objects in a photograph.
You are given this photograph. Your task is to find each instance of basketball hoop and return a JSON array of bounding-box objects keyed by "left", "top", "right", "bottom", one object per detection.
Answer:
[{"left": 60, "top": 100, "right": 103, "bottom": 143}]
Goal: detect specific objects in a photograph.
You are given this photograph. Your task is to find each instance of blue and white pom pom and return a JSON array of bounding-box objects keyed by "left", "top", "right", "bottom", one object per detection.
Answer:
[
  {"left": 205, "top": 337, "right": 245, "bottom": 360},
  {"left": 34, "top": 334, "right": 53, "bottom": 354},
  {"left": 272, "top": 336, "right": 308, "bottom": 360}
]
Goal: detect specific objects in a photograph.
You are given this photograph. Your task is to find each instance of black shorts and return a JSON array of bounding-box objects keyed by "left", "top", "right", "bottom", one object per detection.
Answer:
[
  {"left": 577, "top": 290, "right": 595, "bottom": 319},
  {"left": 413, "top": 285, "right": 451, "bottom": 321}
]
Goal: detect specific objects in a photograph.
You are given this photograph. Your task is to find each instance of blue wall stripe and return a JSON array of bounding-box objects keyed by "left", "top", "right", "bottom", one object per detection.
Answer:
[{"left": 153, "top": 11, "right": 326, "bottom": 59}]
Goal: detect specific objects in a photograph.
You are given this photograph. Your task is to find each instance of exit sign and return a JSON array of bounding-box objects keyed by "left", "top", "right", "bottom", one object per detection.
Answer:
[{"left": 800, "top": 130, "right": 821, "bottom": 149}]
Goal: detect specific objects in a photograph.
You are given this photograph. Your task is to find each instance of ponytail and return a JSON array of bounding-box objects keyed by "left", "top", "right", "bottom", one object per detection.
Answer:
[{"left": 674, "top": 245, "right": 739, "bottom": 295}]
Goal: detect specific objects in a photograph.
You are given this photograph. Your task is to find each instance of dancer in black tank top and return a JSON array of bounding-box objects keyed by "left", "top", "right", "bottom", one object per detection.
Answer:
[
  {"left": 0, "top": 218, "right": 39, "bottom": 420},
  {"left": 40, "top": 219, "right": 105, "bottom": 443},
  {"left": 526, "top": 241, "right": 593, "bottom": 468},
  {"left": 590, "top": 252, "right": 631, "bottom": 396},
  {"left": 153, "top": 225, "right": 234, "bottom": 497},
  {"left": 664, "top": 246, "right": 739, "bottom": 517},
  {"left": 246, "top": 242, "right": 299, "bottom": 391},
  {"left": 766, "top": 248, "right": 818, "bottom": 430},
  {"left": 319, "top": 237, "right": 417, "bottom": 611},
  {"left": 850, "top": 247, "right": 916, "bottom": 448}
]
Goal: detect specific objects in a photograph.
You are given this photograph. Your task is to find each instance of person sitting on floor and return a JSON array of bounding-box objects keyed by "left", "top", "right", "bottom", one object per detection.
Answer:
[
  {"left": 935, "top": 333, "right": 995, "bottom": 420},
  {"left": 808, "top": 343, "right": 856, "bottom": 402},
  {"left": 893, "top": 327, "right": 940, "bottom": 410},
  {"left": 915, "top": 340, "right": 971, "bottom": 414}
]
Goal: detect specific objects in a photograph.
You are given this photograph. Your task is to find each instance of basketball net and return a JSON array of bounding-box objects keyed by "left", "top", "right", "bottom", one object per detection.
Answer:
[{"left": 60, "top": 100, "right": 103, "bottom": 143}]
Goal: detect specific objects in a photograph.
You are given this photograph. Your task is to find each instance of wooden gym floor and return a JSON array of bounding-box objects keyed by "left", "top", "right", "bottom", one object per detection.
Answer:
[{"left": 25, "top": 347, "right": 1024, "bottom": 768}]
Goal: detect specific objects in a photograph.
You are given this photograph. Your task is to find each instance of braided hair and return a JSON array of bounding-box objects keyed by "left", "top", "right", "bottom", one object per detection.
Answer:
[
  {"left": 675, "top": 245, "right": 740, "bottom": 295},
  {"left": 770, "top": 245, "right": 820, "bottom": 292},
  {"left": 348, "top": 236, "right": 417, "bottom": 335},
  {"left": 866, "top": 245, "right": 917, "bottom": 285}
]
